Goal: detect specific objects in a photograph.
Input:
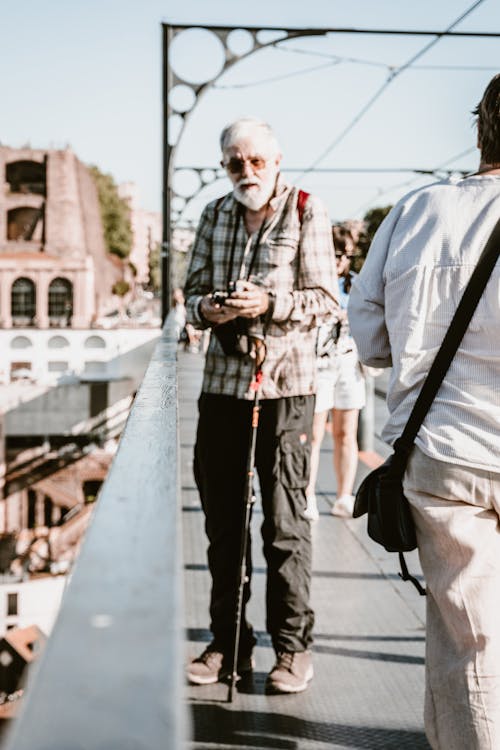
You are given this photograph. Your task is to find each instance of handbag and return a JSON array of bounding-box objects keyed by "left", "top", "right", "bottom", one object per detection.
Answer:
[{"left": 353, "top": 216, "right": 500, "bottom": 594}]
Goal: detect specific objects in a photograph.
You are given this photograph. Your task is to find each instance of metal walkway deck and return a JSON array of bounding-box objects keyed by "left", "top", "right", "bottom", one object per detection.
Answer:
[{"left": 180, "top": 350, "right": 430, "bottom": 750}]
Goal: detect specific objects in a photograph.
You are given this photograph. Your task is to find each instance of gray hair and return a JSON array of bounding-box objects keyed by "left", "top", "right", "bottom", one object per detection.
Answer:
[{"left": 220, "top": 117, "right": 280, "bottom": 155}]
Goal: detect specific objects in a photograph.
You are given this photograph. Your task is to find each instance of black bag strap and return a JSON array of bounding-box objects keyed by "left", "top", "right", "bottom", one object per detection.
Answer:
[
  {"left": 398, "top": 552, "right": 426, "bottom": 595},
  {"left": 393, "top": 216, "right": 500, "bottom": 461}
]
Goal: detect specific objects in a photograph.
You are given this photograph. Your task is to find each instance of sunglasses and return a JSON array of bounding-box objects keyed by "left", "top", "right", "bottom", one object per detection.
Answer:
[{"left": 222, "top": 156, "right": 267, "bottom": 174}]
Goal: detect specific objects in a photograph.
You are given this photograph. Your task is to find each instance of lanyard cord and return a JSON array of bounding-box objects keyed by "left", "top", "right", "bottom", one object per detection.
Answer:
[{"left": 225, "top": 202, "right": 268, "bottom": 288}]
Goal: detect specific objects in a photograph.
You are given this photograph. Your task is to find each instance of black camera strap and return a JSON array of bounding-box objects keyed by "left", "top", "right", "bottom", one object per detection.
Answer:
[
  {"left": 213, "top": 187, "right": 310, "bottom": 291},
  {"left": 224, "top": 202, "right": 268, "bottom": 289}
]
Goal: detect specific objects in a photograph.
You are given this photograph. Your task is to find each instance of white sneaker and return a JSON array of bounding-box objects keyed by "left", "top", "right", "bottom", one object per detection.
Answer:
[
  {"left": 330, "top": 494, "right": 355, "bottom": 518},
  {"left": 304, "top": 494, "right": 319, "bottom": 522}
]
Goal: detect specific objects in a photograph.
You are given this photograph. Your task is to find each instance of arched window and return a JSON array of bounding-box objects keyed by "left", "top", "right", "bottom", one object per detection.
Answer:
[
  {"left": 48, "top": 278, "right": 73, "bottom": 326},
  {"left": 7, "top": 207, "right": 43, "bottom": 241},
  {"left": 11, "top": 335, "right": 33, "bottom": 349},
  {"left": 11, "top": 278, "right": 36, "bottom": 326},
  {"left": 84, "top": 335, "right": 106, "bottom": 349},
  {"left": 48, "top": 335, "right": 70, "bottom": 349}
]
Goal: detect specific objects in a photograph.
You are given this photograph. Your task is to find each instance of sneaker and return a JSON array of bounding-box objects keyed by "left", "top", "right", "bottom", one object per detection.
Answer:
[
  {"left": 186, "top": 647, "right": 254, "bottom": 685},
  {"left": 303, "top": 494, "right": 319, "bottom": 522},
  {"left": 331, "top": 494, "right": 355, "bottom": 518},
  {"left": 265, "top": 651, "right": 313, "bottom": 694}
]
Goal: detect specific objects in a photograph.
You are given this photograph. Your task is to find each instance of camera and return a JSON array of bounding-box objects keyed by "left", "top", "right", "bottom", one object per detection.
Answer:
[
  {"left": 211, "top": 280, "right": 237, "bottom": 306},
  {"left": 210, "top": 279, "right": 265, "bottom": 362}
]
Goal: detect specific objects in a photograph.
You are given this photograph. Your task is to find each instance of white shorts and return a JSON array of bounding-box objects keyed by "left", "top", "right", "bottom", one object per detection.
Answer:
[{"left": 315, "top": 351, "right": 366, "bottom": 413}]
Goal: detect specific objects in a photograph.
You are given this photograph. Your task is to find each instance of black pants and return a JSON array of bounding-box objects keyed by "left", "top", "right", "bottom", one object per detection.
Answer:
[{"left": 194, "top": 392, "right": 315, "bottom": 656}]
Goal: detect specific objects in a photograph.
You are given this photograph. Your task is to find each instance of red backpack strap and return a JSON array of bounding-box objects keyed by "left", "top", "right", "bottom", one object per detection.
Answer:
[{"left": 297, "top": 189, "right": 310, "bottom": 224}]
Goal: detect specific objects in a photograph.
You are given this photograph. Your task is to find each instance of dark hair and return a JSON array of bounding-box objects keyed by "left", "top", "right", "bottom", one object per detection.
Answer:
[
  {"left": 473, "top": 73, "right": 500, "bottom": 165},
  {"left": 331, "top": 225, "right": 352, "bottom": 255},
  {"left": 331, "top": 226, "right": 353, "bottom": 291}
]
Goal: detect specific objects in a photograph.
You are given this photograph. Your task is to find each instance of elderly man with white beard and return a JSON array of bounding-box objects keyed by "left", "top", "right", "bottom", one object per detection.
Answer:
[{"left": 184, "top": 117, "right": 338, "bottom": 694}]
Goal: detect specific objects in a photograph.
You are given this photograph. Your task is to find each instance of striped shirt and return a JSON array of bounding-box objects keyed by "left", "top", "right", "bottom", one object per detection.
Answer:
[
  {"left": 348, "top": 174, "right": 500, "bottom": 472},
  {"left": 184, "top": 178, "right": 338, "bottom": 400}
]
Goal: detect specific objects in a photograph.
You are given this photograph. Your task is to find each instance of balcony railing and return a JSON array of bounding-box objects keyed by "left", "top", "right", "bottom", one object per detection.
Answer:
[{"left": 4, "top": 320, "right": 186, "bottom": 749}]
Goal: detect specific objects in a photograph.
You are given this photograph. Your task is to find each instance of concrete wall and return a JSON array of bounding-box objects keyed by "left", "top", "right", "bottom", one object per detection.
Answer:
[
  {"left": 0, "top": 576, "right": 67, "bottom": 636},
  {"left": 3, "top": 343, "right": 159, "bottom": 438},
  {"left": 0, "top": 327, "right": 160, "bottom": 385}
]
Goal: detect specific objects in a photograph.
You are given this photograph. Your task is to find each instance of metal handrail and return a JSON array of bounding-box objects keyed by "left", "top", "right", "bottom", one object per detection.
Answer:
[{"left": 4, "top": 320, "right": 186, "bottom": 749}]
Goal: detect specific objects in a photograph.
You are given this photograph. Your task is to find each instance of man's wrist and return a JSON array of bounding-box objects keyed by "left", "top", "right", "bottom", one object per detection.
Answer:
[
  {"left": 263, "top": 291, "right": 276, "bottom": 325},
  {"left": 193, "top": 295, "right": 209, "bottom": 326}
]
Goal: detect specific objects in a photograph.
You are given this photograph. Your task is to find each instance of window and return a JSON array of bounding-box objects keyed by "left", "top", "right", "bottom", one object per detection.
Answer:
[
  {"left": 28, "top": 489, "right": 36, "bottom": 529},
  {"left": 84, "top": 335, "right": 106, "bottom": 349},
  {"left": 11, "top": 278, "right": 36, "bottom": 325},
  {"left": 44, "top": 497, "right": 53, "bottom": 527},
  {"left": 48, "top": 361, "right": 69, "bottom": 373},
  {"left": 6, "top": 160, "right": 46, "bottom": 196},
  {"left": 48, "top": 278, "right": 73, "bottom": 325},
  {"left": 10, "top": 362, "right": 32, "bottom": 381},
  {"left": 7, "top": 206, "right": 43, "bottom": 241},
  {"left": 48, "top": 335, "right": 69, "bottom": 349},
  {"left": 83, "top": 480, "right": 103, "bottom": 504},
  {"left": 7, "top": 593, "right": 18, "bottom": 617},
  {"left": 11, "top": 335, "right": 33, "bottom": 349}
]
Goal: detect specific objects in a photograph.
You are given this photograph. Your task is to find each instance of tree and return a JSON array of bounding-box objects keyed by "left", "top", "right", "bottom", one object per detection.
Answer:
[
  {"left": 351, "top": 205, "right": 393, "bottom": 272},
  {"left": 111, "top": 279, "right": 131, "bottom": 319},
  {"left": 111, "top": 280, "right": 130, "bottom": 297},
  {"left": 148, "top": 241, "right": 161, "bottom": 294},
  {"left": 362, "top": 206, "right": 393, "bottom": 248},
  {"left": 89, "top": 165, "right": 132, "bottom": 259}
]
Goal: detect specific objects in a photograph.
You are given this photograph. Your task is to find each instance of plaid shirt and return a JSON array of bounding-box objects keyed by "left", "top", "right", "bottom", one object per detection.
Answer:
[{"left": 184, "top": 178, "right": 339, "bottom": 400}]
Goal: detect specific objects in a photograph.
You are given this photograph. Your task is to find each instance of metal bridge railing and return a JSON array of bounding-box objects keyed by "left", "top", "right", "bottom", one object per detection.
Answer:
[{"left": 4, "top": 320, "right": 186, "bottom": 750}]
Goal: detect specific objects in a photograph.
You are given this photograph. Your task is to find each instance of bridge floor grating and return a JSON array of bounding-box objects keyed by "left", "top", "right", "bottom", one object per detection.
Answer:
[{"left": 179, "top": 350, "right": 429, "bottom": 750}]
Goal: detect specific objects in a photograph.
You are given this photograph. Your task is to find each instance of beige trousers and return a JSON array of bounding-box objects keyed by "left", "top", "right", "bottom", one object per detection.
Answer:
[{"left": 404, "top": 447, "right": 500, "bottom": 750}]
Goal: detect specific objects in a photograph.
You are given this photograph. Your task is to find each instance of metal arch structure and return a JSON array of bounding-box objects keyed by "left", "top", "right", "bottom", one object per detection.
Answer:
[
  {"left": 171, "top": 165, "right": 469, "bottom": 228},
  {"left": 161, "top": 23, "right": 331, "bottom": 321},
  {"left": 161, "top": 22, "right": 498, "bottom": 320}
]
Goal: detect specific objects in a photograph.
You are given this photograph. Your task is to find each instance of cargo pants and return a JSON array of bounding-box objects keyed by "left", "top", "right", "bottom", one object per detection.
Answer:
[{"left": 194, "top": 392, "right": 315, "bottom": 658}]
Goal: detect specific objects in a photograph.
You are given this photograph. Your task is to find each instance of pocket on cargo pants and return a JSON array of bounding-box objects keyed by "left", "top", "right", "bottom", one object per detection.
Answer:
[{"left": 279, "top": 430, "right": 311, "bottom": 490}]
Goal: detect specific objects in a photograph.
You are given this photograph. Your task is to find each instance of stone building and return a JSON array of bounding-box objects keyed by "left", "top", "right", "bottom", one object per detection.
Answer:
[
  {"left": 0, "top": 146, "right": 121, "bottom": 330},
  {"left": 118, "top": 182, "right": 161, "bottom": 286}
]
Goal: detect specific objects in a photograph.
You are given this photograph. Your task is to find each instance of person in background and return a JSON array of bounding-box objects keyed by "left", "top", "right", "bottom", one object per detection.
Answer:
[
  {"left": 183, "top": 117, "right": 338, "bottom": 694},
  {"left": 166, "top": 287, "right": 187, "bottom": 341},
  {"left": 166, "top": 287, "right": 199, "bottom": 351},
  {"left": 304, "top": 228, "right": 365, "bottom": 521},
  {"left": 348, "top": 73, "right": 500, "bottom": 749}
]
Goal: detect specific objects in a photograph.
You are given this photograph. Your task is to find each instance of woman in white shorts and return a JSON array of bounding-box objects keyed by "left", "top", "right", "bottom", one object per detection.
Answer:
[{"left": 305, "top": 249, "right": 365, "bottom": 521}]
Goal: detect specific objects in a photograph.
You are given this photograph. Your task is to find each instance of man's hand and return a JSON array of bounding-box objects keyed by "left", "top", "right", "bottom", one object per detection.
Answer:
[
  {"left": 199, "top": 295, "right": 239, "bottom": 325},
  {"left": 223, "top": 280, "right": 269, "bottom": 319}
]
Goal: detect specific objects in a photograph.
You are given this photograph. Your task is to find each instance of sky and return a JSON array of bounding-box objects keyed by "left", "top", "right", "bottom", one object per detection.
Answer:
[{"left": 1, "top": 0, "right": 499, "bottom": 225}]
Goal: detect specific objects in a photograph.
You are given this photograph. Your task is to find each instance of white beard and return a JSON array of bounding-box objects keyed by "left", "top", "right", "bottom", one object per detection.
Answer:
[{"left": 233, "top": 173, "right": 276, "bottom": 211}]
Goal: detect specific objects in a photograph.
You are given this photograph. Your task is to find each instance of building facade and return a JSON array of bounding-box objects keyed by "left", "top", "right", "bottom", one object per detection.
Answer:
[
  {"left": 0, "top": 146, "right": 122, "bottom": 330},
  {"left": 118, "top": 182, "right": 161, "bottom": 286}
]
